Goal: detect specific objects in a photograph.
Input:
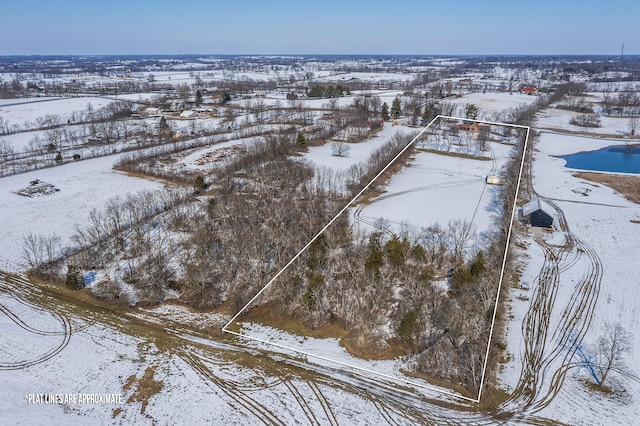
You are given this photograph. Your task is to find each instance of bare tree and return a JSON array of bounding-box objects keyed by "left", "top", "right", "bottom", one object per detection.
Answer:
[
  {"left": 331, "top": 141, "right": 351, "bottom": 157},
  {"left": 328, "top": 98, "right": 339, "bottom": 112},
  {"left": 0, "top": 139, "right": 13, "bottom": 161},
  {"left": 570, "top": 112, "right": 601, "bottom": 128},
  {"left": 594, "top": 322, "right": 631, "bottom": 388},
  {"left": 447, "top": 219, "right": 475, "bottom": 264},
  {"left": 628, "top": 116, "right": 639, "bottom": 136},
  {"left": 477, "top": 127, "right": 490, "bottom": 152},
  {"left": 22, "top": 233, "right": 60, "bottom": 272}
]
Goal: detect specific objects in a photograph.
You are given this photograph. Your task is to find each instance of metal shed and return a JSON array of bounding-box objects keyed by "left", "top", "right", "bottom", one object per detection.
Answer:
[{"left": 520, "top": 198, "right": 554, "bottom": 228}]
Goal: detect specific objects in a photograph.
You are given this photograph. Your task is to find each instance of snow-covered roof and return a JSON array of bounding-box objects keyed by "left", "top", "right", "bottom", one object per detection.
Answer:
[{"left": 522, "top": 198, "right": 549, "bottom": 216}]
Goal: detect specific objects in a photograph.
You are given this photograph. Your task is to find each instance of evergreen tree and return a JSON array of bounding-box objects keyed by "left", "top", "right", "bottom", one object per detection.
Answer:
[
  {"left": 296, "top": 132, "right": 307, "bottom": 149},
  {"left": 194, "top": 175, "right": 205, "bottom": 193},
  {"left": 411, "top": 243, "right": 426, "bottom": 261},
  {"left": 421, "top": 103, "right": 436, "bottom": 124},
  {"left": 381, "top": 102, "right": 390, "bottom": 120},
  {"left": 385, "top": 235, "right": 410, "bottom": 268},
  {"left": 308, "top": 85, "right": 324, "bottom": 98},
  {"left": 365, "top": 232, "right": 384, "bottom": 273},
  {"left": 397, "top": 310, "right": 419, "bottom": 347},
  {"left": 365, "top": 250, "right": 384, "bottom": 272},
  {"left": 158, "top": 116, "right": 173, "bottom": 140},
  {"left": 470, "top": 250, "right": 486, "bottom": 277},
  {"left": 465, "top": 103, "right": 479, "bottom": 120},
  {"left": 391, "top": 97, "right": 402, "bottom": 119},
  {"left": 195, "top": 89, "right": 203, "bottom": 105}
]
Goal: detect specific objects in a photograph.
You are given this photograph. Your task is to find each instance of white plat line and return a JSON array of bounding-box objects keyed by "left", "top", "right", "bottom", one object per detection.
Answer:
[
  {"left": 476, "top": 124, "right": 530, "bottom": 402},
  {"left": 222, "top": 116, "right": 437, "bottom": 331},
  {"left": 223, "top": 115, "right": 529, "bottom": 403}
]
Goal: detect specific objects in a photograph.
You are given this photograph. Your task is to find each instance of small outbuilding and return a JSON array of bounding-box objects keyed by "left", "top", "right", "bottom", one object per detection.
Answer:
[
  {"left": 459, "top": 122, "right": 490, "bottom": 133},
  {"left": 486, "top": 175, "right": 503, "bottom": 185},
  {"left": 519, "top": 198, "right": 553, "bottom": 228},
  {"left": 521, "top": 86, "right": 539, "bottom": 95}
]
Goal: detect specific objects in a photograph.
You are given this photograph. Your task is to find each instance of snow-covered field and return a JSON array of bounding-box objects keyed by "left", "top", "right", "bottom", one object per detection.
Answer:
[
  {"left": 313, "top": 71, "right": 416, "bottom": 83},
  {"left": 0, "top": 154, "right": 165, "bottom": 272},
  {"left": 0, "top": 273, "right": 486, "bottom": 425},
  {"left": 0, "top": 96, "right": 117, "bottom": 125},
  {"left": 352, "top": 148, "right": 500, "bottom": 239},
  {"left": 442, "top": 92, "right": 538, "bottom": 119},
  {"left": 537, "top": 106, "right": 632, "bottom": 134},
  {"left": 237, "top": 322, "right": 462, "bottom": 399},
  {"left": 3, "top": 59, "right": 640, "bottom": 424},
  {"left": 302, "top": 124, "right": 414, "bottom": 171},
  {"left": 499, "top": 121, "right": 640, "bottom": 424}
]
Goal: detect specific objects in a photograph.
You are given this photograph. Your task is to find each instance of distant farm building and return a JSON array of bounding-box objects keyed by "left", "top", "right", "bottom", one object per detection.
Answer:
[
  {"left": 519, "top": 198, "right": 553, "bottom": 228},
  {"left": 16, "top": 179, "right": 60, "bottom": 197},
  {"left": 143, "top": 107, "right": 162, "bottom": 117},
  {"left": 459, "top": 122, "right": 490, "bottom": 133},
  {"left": 521, "top": 86, "right": 538, "bottom": 95},
  {"left": 458, "top": 78, "right": 473, "bottom": 86}
]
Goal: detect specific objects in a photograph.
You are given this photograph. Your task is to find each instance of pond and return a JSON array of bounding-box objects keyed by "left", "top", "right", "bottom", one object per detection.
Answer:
[{"left": 558, "top": 144, "right": 640, "bottom": 174}]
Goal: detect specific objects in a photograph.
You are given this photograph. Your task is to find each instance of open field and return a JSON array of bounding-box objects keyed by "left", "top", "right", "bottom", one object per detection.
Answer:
[
  {"left": 574, "top": 171, "right": 640, "bottom": 204},
  {"left": 2, "top": 54, "right": 640, "bottom": 424}
]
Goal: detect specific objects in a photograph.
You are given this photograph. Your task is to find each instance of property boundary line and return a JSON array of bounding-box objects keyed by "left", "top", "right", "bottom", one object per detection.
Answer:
[{"left": 222, "top": 115, "right": 531, "bottom": 403}]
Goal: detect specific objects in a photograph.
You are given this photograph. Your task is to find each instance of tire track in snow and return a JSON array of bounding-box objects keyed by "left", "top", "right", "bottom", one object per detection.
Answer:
[
  {"left": 0, "top": 273, "right": 72, "bottom": 370},
  {"left": 501, "top": 198, "right": 602, "bottom": 419},
  {"left": 180, "top": 349, "right": 285, "bottom": 426}
]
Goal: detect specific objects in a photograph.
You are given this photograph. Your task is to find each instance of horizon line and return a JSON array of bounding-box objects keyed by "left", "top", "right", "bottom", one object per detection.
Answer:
[{"left": 0, "top": 52, "right": 637, "bottom": 58}]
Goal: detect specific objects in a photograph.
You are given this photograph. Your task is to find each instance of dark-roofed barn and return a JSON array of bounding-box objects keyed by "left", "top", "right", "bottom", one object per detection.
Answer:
[{"left": 519, "top": 198, "right": 553, "bottom": 228}]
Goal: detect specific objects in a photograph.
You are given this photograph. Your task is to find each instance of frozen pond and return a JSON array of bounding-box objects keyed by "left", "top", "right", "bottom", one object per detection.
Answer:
[{"left": 559, "top": 144, "right": 640, "bottom": 174}]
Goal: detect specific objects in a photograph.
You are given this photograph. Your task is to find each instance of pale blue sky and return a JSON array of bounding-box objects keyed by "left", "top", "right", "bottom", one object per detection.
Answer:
[{"left": 1, "top": 0, "right": 637, "bottom": 55}]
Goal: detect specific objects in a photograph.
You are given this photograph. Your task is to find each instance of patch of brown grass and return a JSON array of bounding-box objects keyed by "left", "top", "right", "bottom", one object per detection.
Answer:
[
  {"left": 238, "top": 305, "right": 406, "bottom": 360},
  {"left": 239, "top": 304, "right": 348, "bottom": 340},
  {"left": 416, "top": 147, "right": 492, "bottom": 161},
  {"left": 126, "top": 366, "right": 164, "bottom": 414},
  {"left": 341, "top": 334, "right": 405, "bottom": 360},
  {"left": 402, "top": 368, "right": 477, "bottom": 400},
  {"left": 350, "top": 188, "right": 385, "bottom": 206},
  {"left": 575, "top": 172, "right": 640, "bottom": 204}
]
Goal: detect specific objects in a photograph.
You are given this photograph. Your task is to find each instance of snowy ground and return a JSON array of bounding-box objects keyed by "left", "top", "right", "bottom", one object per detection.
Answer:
[
  {"left": 499, "top": 121, "right": 640, "bottom": 424},
  {"left": 302, "top": 124, "right": 414, "bottom": 172},
  {"left": 3, "top": 61, "right": 640, "bottom": 424},
  {"left": 173, "top": 138, "right": 256, "bottom": 174},
  {"left": 0, "top": 96, "right": 117, "bottom": 126},
  {"left": 442, "top": 92, "right": 538, "bottom": 120},
  {"left": 0, "top": 154, "right": 165, "bottom": 272},
  {"left": 351, "top": 139, "right": 514, "bottom": 242},
  {"left": 231, "top": 119, "right": 522, "bottom": 403},
  {"left": 237, "top": 322, "right": 463, "bottom": 400},
  {"left": 0, "top": 273, "right": 490, "bottom": 425},
  {"left": 536, "top": 106, "right": 632, "bottom": 134}
]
